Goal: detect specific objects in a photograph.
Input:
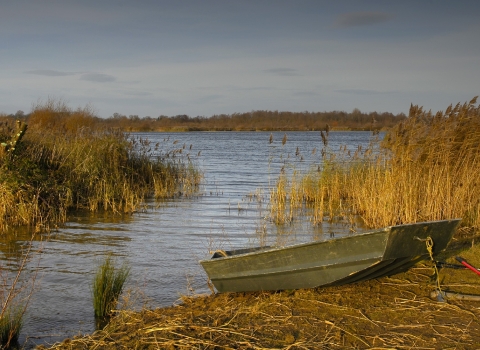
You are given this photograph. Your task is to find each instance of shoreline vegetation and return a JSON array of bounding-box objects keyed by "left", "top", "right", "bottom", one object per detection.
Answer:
[
  {"left": 4, "top": 105, "right": 406, "bottom": 133},
  {"left": 0, "top": 99, "right": 202, "bottom": 230},
  {"left": 0, "top": 99, "right": 201, "bottom": 347},
  {"left": 270, "top": 97, "right": 480, "bottom": 232}
]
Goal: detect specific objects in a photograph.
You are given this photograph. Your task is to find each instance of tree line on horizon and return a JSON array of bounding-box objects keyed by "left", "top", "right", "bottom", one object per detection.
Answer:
[{"left": 2, "top": 108, "right": 406, "bottom": 132}]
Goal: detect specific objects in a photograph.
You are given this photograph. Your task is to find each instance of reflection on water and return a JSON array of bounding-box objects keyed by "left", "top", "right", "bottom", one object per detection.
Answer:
[{"left": 0, "top": 131, "right": 377, "bottom": 348}]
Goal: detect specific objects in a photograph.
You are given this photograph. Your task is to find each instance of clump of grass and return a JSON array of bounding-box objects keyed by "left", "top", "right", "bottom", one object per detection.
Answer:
[
  {"left": 0, "top": 307, "right": 23, "bottom": 348},
  {"left": 0, "top": 232, "right": 38, "bottom": 350},
  {"left": 0, "top": 98, "right": 201, "bottom": 230},
  {"left": 270, "top": 170, "right": 304, "bottom": 225},
  {"left": 270, "top": 97, "right": 480, "bottom": 231},
  {"left": 92, "top": 255, "right": 130, "bottom": 319},
  {"left": 270, "top": 172, "right": 288, "bottom": 224}
]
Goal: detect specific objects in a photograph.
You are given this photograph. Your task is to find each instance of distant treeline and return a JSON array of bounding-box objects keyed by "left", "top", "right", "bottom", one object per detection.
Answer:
[{"left": 3, "top": 108, "right": 406, "bottom": 132}]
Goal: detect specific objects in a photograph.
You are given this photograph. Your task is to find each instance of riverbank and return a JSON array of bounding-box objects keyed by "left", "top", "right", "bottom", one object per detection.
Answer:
[{"left": 42, "top": 232, "right": 480, "bottom": 349}]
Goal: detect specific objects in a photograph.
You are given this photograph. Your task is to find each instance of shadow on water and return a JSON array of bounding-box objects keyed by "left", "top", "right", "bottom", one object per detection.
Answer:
[{"left": 0, "top": 226, "right": 37, "bottom": 263}]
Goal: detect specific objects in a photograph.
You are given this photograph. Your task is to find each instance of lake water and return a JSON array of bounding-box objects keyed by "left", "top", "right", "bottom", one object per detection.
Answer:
[{"left": 1, "top": 131, "right": 376, "bottom": 348}]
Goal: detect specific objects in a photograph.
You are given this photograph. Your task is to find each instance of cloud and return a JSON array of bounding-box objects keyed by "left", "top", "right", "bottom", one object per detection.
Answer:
[
  {"left": 24, "top": 70, "right": 116, "bottom": 84},
  {"left": 336, "top": 88, "right": 391, "bottom": 95},
  {"left": 336, "top": 12, "right": 393, "bottom": 28},
  {"left": 25, "top": 69, "right": 75, "bottom": 76},
  {"left": 194, "top": 94, "right": 224, "bottom": 104},
  {"left": 121, "top": 90, "right": 153, "bottom": 97},
  {"left": 80, "top": 73, "right": 116, "bottom": 82},
  {"left": 293, "top": 91, "right": 318, "bottom": 97},
  {"left": 264, "top": 68, "right": 301, "bottom": 76}
]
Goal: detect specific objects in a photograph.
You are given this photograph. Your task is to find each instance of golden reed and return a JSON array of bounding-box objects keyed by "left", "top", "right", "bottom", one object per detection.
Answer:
[{"left": 270, "top": 97, "right": 480, "bottom": 231}]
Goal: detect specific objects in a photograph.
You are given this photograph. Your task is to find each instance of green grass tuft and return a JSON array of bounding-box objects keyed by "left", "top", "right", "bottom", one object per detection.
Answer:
[
  {"left": 0, "top": 306, "right": 23, "bottom": 349},
  {"left": 92, "top": 256, "right": 130, "bottom": 319}
]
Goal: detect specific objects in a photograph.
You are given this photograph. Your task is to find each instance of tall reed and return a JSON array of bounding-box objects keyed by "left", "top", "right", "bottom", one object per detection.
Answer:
[
  {"left": 270, "top": 97, "right": 480, "bottom": 231},
  {"left": 0, "top": 99, "right": 201, "bottom": 229},
  {"left": 92, "top": 256, "right": 130, "bottom": 319}
]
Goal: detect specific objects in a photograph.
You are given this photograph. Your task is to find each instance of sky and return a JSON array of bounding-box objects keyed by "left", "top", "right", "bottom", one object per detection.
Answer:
[{"left": 1, "top": 0, "right": 479, "bottom": 118}]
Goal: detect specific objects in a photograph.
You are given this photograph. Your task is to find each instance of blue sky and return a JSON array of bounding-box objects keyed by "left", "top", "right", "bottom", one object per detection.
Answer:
[{"left": 1, "top": 0, "right": 479, "bottom": 118}]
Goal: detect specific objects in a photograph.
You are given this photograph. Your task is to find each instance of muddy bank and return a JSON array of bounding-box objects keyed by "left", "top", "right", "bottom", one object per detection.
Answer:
[{"left": 42, "top": 255, "right": 480, "bottom": 349}]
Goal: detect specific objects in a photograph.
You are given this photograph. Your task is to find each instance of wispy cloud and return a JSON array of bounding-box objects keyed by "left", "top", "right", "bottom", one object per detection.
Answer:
[
  {"left": 25, "top": 69, "right": 76, "bottom": 76},
  {"left": 336, "top": 88, "right": 390, "bottom": 95},
  {"left": 121, "top": 90, "right": 152, "bottom": 97},
  {"left": 25, "top": 70, "right": 116, "bottom": 83},
  {"left": 293, "top": 91, "right": 318, "bottom": 97},
  {"left": 264, "top": 68, "right": 301, "bottom": 76},
  {"left": 336, "top": 12, "right": 393, "bottom": 28},
  {"left": 194, "top": 94, "right": 224, "bottom": 104},
  {"left": 80, "top": 73, "right": 116, "bottom": 83}
]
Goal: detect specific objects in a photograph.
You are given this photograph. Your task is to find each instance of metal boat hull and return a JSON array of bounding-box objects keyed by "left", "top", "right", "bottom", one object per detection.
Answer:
[{"left": 200, "top": 219, "right": 460, "bottom": 293}]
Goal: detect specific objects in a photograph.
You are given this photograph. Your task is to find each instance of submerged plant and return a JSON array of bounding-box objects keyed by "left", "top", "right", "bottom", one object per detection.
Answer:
[{"left": 92, "top": 255, "right": 130, "bottom": 319}]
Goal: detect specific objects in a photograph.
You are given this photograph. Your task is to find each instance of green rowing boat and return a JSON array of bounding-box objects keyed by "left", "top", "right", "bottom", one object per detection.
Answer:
[{"left": 200, "top": 219, "right": 461, "bottom": 293}]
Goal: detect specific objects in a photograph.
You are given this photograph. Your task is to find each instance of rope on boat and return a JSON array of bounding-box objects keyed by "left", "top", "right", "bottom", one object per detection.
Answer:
[
  {"left": 415, "top": 235, "right": 444, "bottom": 300},
  {"left": 424, "top": 236, "right": 443, "bottom": 297}
]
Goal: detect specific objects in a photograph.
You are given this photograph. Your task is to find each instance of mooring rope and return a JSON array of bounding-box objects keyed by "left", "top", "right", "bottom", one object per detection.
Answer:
[
  {"left": 414, "top": 235, "right": 444, "bottom": 299},
  {"left": 425, "top": 236, "right": 443, "bottom": 296}
]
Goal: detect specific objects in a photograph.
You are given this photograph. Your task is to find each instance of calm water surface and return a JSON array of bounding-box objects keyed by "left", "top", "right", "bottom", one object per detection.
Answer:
[{"left": 1, "top": 131, "right": 376, "bottom": 348}]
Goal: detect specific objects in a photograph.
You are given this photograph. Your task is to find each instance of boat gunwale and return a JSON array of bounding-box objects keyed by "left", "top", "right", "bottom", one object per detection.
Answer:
[
  {"left": 200, "top": 228, "right": 388, "bottom": 264},
  {"left": 199, "top": 219, "right": 461, "bottom": 264},
  {"left": 208, "top": 255, "right": 384, "bottom": 281}
]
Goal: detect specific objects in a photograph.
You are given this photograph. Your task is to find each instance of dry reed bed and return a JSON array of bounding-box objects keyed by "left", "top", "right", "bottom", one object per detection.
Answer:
[
  {"left": 44, "top": 259, "right": 480, "bottom": 349},
  {"left": 271, "top": 97, "right": 480, "bottom": 231},
  {"left": 0, "top": 99, "right": 201, "bottom": 229}
]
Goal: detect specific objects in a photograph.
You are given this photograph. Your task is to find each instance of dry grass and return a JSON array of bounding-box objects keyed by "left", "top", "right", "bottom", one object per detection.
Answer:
[
  {"left": 270, "top": 97, "right": 480, "bottom": 231},
  {"left": 0, "top": 99, "right": 201, "bottom": 230},
  {"left": 44, "top": 250, "right": 480, "bottom": 349}
]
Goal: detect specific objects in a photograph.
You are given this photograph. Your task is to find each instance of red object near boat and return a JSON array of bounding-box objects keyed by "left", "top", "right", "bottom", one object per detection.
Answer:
[{"left": 456, "top": 256, "right": 480, "bottom": 276}]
